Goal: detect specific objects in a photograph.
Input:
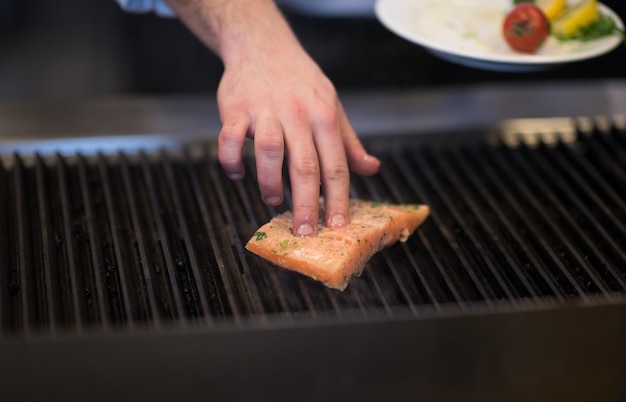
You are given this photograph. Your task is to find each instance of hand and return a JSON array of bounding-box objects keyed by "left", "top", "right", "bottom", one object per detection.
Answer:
[
  {"left": 165, "top": 0, "right": 380, "bottom": 235},
  {"left": 217, "top": 28, "right": 380, "bottom": 236}
]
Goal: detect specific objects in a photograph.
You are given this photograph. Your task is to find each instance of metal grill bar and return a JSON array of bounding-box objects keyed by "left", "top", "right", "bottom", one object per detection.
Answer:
[
  {"left": 47, "top": 157, "right": 76, "bottom": 329},
  {"left": 441, "top": 150, "right": 538, "bottom": 298},
  {"left": 485, "top": 149, "right": 590, "bottom": 298},
  {"left": 501, "top": 146, "right": 610, "bottom": 296},
  {"left": 392, "top": 153, "right": 489, "bottom": 305},
  {"left": 117, "top": 152, "right": 163, "bottom": 326},
  {"left": 0, "top": 161, "right": 5, "bottom": 334},
  {"left": 521, "top": 146, "right": 626, "bottom": 292},
  {"left": 14, "top": 155, "right": 32, "bottom": 333},
  {"left": 448, "top": 148, "right": 555, "bottom": 301},
  {"left": 578, "top": 118, "right": 626, "bottom": 181},
  {"left": 435, "top": 149, "right": 537, "bottom": 300},
  {"left": 206, "top": 162, "right": 266, "bottom": 318},
  {"left": 162, "top": 150, "right": 213, "bottom": 322},
  {"left": 559, "top": 139, "right": 626, "bottom": 251},
  {"left": 1, "top": 117, "right": 626, "bottom": 336},
  {"left": 357, "top": 168, "right": 442, "bottom": 312},
  {"left": 63, "top": 157, "right": 84, "bottom": 326},
  {"left": 136, "top": 152, "right": 193, "bottom": 323},
  {"left": 417, "top": 149, "right": 522, "bottom": 302},
  {"left": 182, "top": 148, "right": 241, "bottom": 322},
  {"left": 77, "top": 155, "right": 111, "bottom": 329},
  {"left": 34, "top": 156, "right": 58, "bottom": 332},
  {"left": 234, "top": 157, "right": 294, "bottom": 317},
  {"left": 96, "top": 153, "right": 136, "bottom": 327}
]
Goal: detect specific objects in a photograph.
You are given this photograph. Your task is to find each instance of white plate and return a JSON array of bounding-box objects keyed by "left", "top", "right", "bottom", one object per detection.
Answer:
[{"left": 375, "top": 0, "right": 624, "bottom": 72}]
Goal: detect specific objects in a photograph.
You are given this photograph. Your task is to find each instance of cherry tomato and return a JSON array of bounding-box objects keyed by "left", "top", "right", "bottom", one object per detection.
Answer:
[{"left": 502, "top": 3, "right": 550, "bottom": 53}]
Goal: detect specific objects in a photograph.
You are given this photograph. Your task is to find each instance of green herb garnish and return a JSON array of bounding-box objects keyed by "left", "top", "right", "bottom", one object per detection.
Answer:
[
  {"left": 554, "top": 14, "right": 624, "bottom": 42},
  {"left": 254, "top": 231, "right": 267, "bottom": 241}
]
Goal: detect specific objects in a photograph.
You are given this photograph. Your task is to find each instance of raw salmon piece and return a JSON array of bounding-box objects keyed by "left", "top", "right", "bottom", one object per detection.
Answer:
[{"left": 245, "top": 199, "right": 430, "bottom": 290}]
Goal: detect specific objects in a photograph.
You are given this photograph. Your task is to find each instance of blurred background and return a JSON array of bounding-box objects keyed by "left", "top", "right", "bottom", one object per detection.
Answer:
[{"left": 0, "top": 0, "right": 624, "bottom": 102}]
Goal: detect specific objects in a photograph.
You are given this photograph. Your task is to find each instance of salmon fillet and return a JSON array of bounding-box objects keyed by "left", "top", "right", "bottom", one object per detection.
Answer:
[{"left": 245, "top": 199, "right": 430, "bottom": 290}]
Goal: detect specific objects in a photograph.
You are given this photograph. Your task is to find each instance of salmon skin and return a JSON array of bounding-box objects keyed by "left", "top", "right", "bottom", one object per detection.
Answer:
[{"left": 245, "top": 199, "right": 430, "bottom": 290}]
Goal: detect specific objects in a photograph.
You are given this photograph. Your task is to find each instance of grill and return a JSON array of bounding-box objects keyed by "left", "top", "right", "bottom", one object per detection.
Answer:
[{"left": 1, "top": 115, "right": 626, "bottom": 402}]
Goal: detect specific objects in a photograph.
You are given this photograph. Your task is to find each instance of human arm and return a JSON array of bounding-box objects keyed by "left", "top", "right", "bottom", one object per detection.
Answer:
[{"left": 164, "top": 0, "right": 381, "bottom": 236}]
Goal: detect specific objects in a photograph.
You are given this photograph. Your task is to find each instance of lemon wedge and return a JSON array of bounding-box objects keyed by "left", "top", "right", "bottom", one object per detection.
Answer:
[
  {"left": 536, "top": 0, "right": 567, "bottom": 21},
  {"left": 552, "top": 0, "right": 600, "bottom": 38}
]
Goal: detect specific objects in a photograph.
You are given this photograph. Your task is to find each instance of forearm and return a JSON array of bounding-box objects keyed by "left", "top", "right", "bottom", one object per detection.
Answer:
[{"left": 164, "top": 0, "right": 301, "bottom": 65}]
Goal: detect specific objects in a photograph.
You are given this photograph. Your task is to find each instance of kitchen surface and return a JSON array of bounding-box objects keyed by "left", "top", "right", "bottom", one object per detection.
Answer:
[{"left": 1, "top": 1, "right": 626, "bottom": 402}]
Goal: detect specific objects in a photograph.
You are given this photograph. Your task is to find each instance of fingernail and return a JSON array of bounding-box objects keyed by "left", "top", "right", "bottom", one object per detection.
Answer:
[
  {"left": 296, "top": 223, "right": 314, "bottom": 237},
  {"left": 228, "top": 173, "right": 243, "bottom": 180},
  {"left": 263, "top": 196, "right": 281, "bottom": 205},
  {"left": 330, "top": 214, "right": 346, "bottom": 227},
  {"left": 366, "top": 155, "right": 381, "bottom": 164}
]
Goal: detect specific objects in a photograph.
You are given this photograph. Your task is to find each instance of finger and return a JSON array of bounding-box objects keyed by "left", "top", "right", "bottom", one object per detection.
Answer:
[
  {"left": 312, "top": 107, "right": 351, "bottom": 229},
  {"left": 338, "top": 101, "right": 381, "bottom": 176},
  {"left": 254, "top": 113, "right": 285, "bottom": 206},
  {"left": 218, "top": 110, "right": 251, "bottom": 181},
  {"left": 284, "top": 126, "right": 321, "bottom": 237}
]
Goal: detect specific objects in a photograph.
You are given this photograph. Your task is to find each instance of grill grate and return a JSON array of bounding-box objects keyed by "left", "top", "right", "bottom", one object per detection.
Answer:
[{"left": 1, "top": 117, "right": 625, "bottom": 337}]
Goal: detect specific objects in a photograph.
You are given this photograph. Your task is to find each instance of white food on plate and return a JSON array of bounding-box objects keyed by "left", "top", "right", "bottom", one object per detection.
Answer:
[{"left": 375, "top": 0, "right": 623, "bottom": 71}]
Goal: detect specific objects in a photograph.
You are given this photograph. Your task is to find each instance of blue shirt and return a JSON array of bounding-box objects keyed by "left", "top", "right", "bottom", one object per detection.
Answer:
[{"left": 115, "top": 0, "right": 175, "bottom": 17}]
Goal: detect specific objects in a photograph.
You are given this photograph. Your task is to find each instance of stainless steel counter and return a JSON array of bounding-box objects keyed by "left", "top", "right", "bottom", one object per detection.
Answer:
[{"left": 0, "top": 80, "right": 625, "bottom": 146}]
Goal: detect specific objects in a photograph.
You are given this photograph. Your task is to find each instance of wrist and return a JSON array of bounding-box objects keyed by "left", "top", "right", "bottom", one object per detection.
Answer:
[
  {"left": 215, "top": 0, "right": 300, "bottom": 67},
  {"left": 165, "top": 0, "right": 297, "bottom": 65}
]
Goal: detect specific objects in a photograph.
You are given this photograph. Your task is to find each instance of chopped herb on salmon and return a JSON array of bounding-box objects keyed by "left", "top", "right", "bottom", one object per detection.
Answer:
[{"left": 245, "top": 199, "right": 430, "bottom": 290}]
